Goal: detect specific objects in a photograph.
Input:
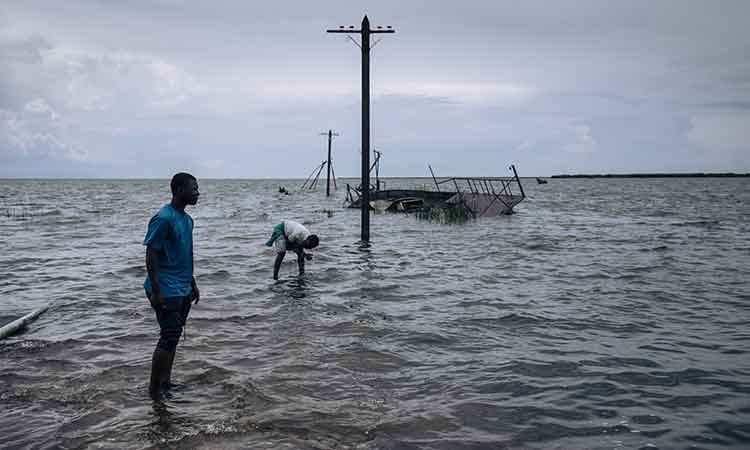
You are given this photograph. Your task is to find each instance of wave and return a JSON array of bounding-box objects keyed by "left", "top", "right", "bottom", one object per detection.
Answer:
[{"left": 671, "top": 220, "right": 722, "bottom": 228}]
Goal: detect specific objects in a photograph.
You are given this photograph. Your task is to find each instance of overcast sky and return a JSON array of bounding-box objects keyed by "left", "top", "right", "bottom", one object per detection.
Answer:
[{"left": 1, "top": 0, "right": 749, "bottom": 178}]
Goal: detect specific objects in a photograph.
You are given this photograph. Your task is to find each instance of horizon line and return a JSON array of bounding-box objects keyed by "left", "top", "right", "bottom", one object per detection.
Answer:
[{"left": 2, "top": 172, "right": 750, "bottom": 181}]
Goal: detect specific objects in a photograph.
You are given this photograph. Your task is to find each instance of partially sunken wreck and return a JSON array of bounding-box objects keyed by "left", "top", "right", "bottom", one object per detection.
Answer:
[{"left": 345, "top": 165, "right": 526, "bottom": 219}]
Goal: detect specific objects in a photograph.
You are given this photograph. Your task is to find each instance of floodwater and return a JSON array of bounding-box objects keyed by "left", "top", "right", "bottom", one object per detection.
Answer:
[{"left": 1, "top": 177, "right": 749, "bottom": 450}]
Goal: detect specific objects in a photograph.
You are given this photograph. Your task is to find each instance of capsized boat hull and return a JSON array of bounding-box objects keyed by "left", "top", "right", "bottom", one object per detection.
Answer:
[{"left": 347, "top": 189, "right": 454, "bottom": 209}]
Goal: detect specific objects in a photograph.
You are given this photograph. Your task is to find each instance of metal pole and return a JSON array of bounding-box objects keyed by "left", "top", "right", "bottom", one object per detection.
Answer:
[
  {"left": 376, "top": 159, "right": 380, "bottom": 191},
  {"left": 310, "top": 161, "right": 326, "bottom": 189},
  {"left": 326, "top": 130, "right": 332, "bottom": 196},
  {"left": 326, "top": 16, "right": 394, "bottom": 242},
  {"left": 301, "top": 164, "right": 318, "bottom": 190},
  {"left": 369, "top": 150, "right": 382, "bottom": 191},
  {"left": 429, "top": 165, "right": 440, "bottom": 192},
  {"left": 361, "top": 16, "right": 371, "bottom": 242},
  {"left": 481, "top": 179, "right": 491, "bottom": 195},
  {"left": 510, "top": 164, "right": 525, "bottom": 199}
]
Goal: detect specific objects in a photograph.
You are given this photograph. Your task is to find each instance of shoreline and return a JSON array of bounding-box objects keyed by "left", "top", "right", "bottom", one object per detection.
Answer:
[{"left": 550, "top": 173, "right": 750, "bottom": 179}]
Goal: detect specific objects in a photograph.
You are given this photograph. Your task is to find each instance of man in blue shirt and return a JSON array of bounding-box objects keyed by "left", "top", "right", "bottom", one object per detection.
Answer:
[{"left": 143, "top": 172, "right": 200, "bottom": 401}]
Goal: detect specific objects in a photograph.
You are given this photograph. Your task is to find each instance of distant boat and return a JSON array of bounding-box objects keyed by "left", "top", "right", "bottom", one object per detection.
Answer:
[{"left": 536, "top": 177, "right": 548, "bottom": 184}]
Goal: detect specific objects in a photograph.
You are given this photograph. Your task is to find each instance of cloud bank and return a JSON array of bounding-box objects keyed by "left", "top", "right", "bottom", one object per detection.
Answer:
[{"left": 1, "top": 0, "right": 749, "bottom": 177}]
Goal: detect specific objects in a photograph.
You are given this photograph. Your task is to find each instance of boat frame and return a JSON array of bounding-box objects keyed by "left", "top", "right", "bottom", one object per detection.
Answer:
[{"left": 345, "top": 165, "right": 526, "bottom": 218}]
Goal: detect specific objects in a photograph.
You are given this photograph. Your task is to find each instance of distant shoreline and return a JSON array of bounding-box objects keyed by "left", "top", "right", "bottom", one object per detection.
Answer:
[
  {"left": 2, "top": 173, "right": 750, "bottom": 181},
  {"left": 550, "top": 173, "right": 750, "bottom": 179}
]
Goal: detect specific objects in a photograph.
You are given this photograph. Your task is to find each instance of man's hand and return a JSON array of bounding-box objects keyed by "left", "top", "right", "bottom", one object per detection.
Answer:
[
  {"left": 149, "top": 292, "right": 166, "bottom": 316},
  {"left": 191, "top": 279, "right": 200, "bottom": 304}
]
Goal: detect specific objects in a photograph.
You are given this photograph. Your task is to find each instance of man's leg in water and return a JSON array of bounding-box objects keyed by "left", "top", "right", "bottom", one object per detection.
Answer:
[
  {"left": 273, "top": 251, "right": 286, "bottom": 280},
  {"left": 164, "top": 296, "right": 192, "bottom": 389},
  {"left": 150, "top": 295, "right": 191, "bottom": 400}
]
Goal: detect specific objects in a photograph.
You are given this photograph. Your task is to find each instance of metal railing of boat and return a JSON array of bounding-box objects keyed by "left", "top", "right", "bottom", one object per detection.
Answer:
[
  {"left": 429, "top": 165, "right": 525, "bottom": 216},
  {"left": 345, "top": 165, "right": 525, "bottom": 217}
]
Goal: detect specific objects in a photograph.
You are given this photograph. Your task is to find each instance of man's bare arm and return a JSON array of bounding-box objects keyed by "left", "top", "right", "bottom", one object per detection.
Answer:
[
  {"left": 273, "top": 251, "right": 285, "bottom": 280},
  {"left": 146, "top": 246, "right": 165, "bottom": 311},
  {"left": 296, "top": 248, "right": 305, "bottom": 275}
]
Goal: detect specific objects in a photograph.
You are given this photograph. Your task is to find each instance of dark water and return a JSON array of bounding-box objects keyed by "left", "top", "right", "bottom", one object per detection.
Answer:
[{"left": 1, "top": 177, "right": 749, "bottom": 450}]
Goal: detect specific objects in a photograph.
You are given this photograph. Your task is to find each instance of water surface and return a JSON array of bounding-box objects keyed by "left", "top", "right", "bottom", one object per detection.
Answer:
[{"left": 1, "top": 177, "right": 749, "bottom": 449}]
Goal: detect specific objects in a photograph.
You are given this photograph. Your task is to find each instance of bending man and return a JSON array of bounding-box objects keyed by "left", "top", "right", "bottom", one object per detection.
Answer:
[{"left": 265, "top": 220, "right": 319, "bottom": 280}]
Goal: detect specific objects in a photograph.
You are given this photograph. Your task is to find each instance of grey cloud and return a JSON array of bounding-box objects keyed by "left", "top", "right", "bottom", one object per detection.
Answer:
[
  {"left": 698, "top": 101, "right": 750, "bottom": 111},
  {"left": 1, "top": 0, "right": 749, "bottom": 177},
  {"left": 0, "top": 35, "right": 50, "bottom": 65}
]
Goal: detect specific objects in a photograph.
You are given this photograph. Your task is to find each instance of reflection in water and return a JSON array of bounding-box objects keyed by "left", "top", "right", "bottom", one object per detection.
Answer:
[
  {"left": 286, "top": 276, "right": 308, "bottom": 300},
  {"left": 354, "top": 241, "right": 376, "bottom": 273},
  {"left": 147, "top": 401, "right": 195, "bottom": 447},
  {"left": 270, "top": 275, "right": 310, "bottom": 300},
  {"left": 150, "top": 401, "right": 173, "bottom": 435}
]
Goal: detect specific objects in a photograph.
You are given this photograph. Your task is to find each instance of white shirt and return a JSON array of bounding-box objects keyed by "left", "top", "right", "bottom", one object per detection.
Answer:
[{"left": 283, "top": 220, "right": 310, "bottom": 246}]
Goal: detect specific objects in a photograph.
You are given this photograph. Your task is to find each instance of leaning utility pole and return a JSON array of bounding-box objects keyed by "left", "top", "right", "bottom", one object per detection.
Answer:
[
  {"left": 320, "top": 129, "right": 340, "bottom": 197},
  {"left": 327, "top": 15, "right": 395, "bottom": 242}
]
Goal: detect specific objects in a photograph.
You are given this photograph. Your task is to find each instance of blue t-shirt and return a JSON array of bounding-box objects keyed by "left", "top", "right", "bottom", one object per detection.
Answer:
[{"left": 143, "top": 204, "right": 194, "bottom": 299}]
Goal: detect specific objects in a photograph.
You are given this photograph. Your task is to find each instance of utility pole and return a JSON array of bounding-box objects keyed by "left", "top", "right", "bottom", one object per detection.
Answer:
[
  {"left": 327, "top": 15, "right": 395, "bottom": 242},
  {"left": 320, "top": 130, "right": 340, "bottom": 197}
]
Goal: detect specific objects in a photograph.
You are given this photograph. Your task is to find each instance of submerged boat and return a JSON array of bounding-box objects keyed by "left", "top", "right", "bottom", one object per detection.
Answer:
[{"left": 345, "top": 165, "right": 526, "bottom": 218}]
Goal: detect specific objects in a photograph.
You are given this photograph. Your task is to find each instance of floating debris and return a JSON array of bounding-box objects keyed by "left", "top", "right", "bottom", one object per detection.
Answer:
[{"left": 0, "top": 305, "right": 49, "bottom": 340}]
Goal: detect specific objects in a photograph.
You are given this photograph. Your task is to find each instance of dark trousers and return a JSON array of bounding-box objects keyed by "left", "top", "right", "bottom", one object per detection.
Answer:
[{"left": 152, "top": 295, "right": 192, "bottom": 352}]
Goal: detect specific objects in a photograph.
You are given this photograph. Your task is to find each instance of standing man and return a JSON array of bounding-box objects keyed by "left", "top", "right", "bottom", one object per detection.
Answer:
[
  {"left": 265, "top": 220, "right": 319, "bottom": 280},
  {"left": 143, "top": 172, "right": 200, "bottom": 401}
]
